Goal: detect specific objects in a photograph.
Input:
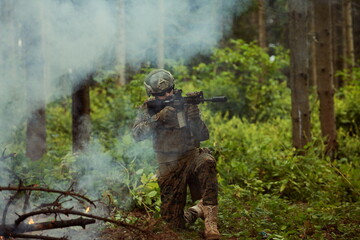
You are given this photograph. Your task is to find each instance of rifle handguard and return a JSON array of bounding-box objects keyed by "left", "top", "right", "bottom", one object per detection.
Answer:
[
  {"left": 146, "top": 89, "right": 227, "bottom": 116},
  {"left": 203, "top": 96, "right": 227, "bottom": 102}
]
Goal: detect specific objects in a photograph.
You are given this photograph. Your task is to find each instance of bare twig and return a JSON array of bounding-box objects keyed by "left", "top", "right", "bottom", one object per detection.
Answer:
[
  {"left": 0, "top": 186, "right": 96, "bottom": 207},
  {"left": 2, "top": 188, "right": 23, "bottom": 227},
  {"left": 0, "top": 149, "right": 16, "bottom": 161}
]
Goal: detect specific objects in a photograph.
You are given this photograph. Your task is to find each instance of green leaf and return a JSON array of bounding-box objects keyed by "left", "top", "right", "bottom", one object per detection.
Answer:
[
  {"left": 147, "top": 190, "right": 157, "bottom": 198},
  {"left": 136, "top": 168, "right": 144, "bottom": 175},
  {"left": 280, "top": 183, "right": 287, "bottom": 193}
]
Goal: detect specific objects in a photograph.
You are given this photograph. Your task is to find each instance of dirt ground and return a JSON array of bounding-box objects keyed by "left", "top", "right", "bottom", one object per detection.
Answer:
[
  {"left": 99, "top": 210, "right": 204, "bottom": 240},
  {"left": 99, "top": 210, "right": 184, "bottom": 240}
]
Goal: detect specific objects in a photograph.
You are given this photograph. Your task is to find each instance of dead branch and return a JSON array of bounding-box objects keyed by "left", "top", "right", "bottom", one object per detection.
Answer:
[
  {"left": 1, "top": 217, "right": 95, "bottom": 236},
  {"left": 0, "top": 166, "right": 155, "bottom": 239},
  {"left": 1, "top": 189, "right": 22, "bottom": 227},
  {"left": 6, "top": 233, "right": 67, "bottom": 240},
  {"left": 0, "top": 186, "right": 96, "bottom": 207},
  {"left": 14, "top": 208, "right": 148, "bottom": 234},
  {"left": 0, "top": 149, "right": 16, "bottom": 161}
]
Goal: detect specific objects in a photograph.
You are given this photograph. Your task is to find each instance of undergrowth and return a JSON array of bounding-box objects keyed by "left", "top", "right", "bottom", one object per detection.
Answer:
[{"left": 1, "top": 41, "right": 359, "bottom": 240}]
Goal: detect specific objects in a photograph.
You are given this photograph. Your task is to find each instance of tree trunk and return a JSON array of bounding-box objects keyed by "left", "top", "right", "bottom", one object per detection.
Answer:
[
  {"left": 26, "top": 108, "right": 46, "bottom": 161},
  {"left": 354, "top": 0, "right": 360, "bottom": 61},
  {"left": 72, "top": 78, "right": 91, "bottom": 153},
  {"left": 331, "top": 0, "right": 344, "bottom": 89},
  {"left": 343, "top": 0, "right": 355, "bottom": 68},
  {"left": 25, "top": 1, "right": 47, "bottom": 161},
  {"left": 309, "top": 0, "right": 317, "bottom": 87},
  {"left": 314, "top": 0, "right": 337, "bottom": 157},
  {"left": 258, "top": 0, "right": 267, "bottom": 49},
  {"left": 289, "top": 0, "right": 311, "bottom": 151},
  {"left": 157, "top": 0, "right": 165, "bottom": 68},
  {"left": 116, "top": 0, "right": 127, "bottom": 86}
]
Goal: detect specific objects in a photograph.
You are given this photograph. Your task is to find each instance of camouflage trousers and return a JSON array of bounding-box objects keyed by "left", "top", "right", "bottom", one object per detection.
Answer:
[{"left": 157, "top": 148, "right": 218, "bottom": 229}]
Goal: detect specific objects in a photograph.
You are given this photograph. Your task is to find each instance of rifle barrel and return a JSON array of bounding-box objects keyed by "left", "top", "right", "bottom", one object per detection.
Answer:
[{"left": 203, "top": 96, "right": 227, "bottom": 102}]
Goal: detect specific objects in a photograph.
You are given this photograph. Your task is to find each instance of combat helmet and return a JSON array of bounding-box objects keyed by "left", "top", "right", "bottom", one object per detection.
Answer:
[{"left": 144, "top": 69, "right": 174, "bottom": 96}]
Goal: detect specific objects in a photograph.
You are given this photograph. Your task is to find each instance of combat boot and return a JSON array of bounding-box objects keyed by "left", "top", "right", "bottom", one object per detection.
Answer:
[
  {"left": 203, "top": 205, "right": 220, "bottom": 240},
  {"left": 184, "top": 200, "right": 204, "bottom": 224}
]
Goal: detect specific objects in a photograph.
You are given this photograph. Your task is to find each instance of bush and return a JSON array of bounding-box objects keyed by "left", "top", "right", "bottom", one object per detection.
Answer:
[
  {"left": 336, "top": 65, "right": 360, "bottom": 136},
  {"left": 204, "top": 110, "right": 359, "bottom": 203},
  {"left": 190, "top": 39, "right": 290, "bottom": 121}
]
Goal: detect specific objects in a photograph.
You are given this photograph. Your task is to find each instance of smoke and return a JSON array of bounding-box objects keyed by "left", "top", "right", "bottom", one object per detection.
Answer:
[
  {"left": 125, "top": 0, "right": 252, "bottom": 64},
  {"left": 0, "top": 0, "right": 253, "bottom": 238},
  {"left": 0, "top": 0, "right": 118, "bottom": 146},
  {"left": 0, "top": 0, "right": 252, "bottom": 146}
]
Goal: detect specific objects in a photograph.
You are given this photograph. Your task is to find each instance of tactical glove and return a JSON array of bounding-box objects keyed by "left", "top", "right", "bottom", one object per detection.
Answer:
[
  {"left": 156, "top": 106, "right": 179, "bottom": 128},
  {"left": 186, "top": 105, "right": 200, "bottom": 120}
]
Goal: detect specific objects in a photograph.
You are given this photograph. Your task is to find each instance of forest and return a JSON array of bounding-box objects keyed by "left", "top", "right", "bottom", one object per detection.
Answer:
[{"left": 0, "top": 0, "right": 359, "bottom": 239}]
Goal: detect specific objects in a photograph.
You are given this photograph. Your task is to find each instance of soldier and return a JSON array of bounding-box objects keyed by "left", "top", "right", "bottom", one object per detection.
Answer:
[{"left": 132, "top": 69, "right": 220, "bottom": 240}]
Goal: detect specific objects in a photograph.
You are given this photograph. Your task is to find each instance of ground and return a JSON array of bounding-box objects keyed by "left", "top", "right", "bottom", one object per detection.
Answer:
[{"left": 99, "top": 209, "right": 204, "bottom": 240}]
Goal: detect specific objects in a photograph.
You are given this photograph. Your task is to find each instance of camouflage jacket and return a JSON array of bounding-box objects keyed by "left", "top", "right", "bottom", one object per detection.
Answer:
[{"left": 132, "top": 99, "right": 209, "bottom": 155}]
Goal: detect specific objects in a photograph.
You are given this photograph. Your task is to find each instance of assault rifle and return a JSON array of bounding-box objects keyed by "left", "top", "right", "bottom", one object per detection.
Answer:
[{"left": 147, "top": 89, "right": 227, "bottom": 127}]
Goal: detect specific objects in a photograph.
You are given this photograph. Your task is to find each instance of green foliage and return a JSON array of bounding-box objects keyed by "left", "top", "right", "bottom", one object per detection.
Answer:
[
  {"left": 90, "top": 72, "right": 147, "bottom": 150},
  {"left": 128, "top": 169, "right": 161, "bottom": 215},
  {"left": 205, "top": 111, "right": 359, "bottom": 204},
  {"left": 2, "top": 39, "right": 360, "bottom": 239},
  {"left": 336, "top": 65, "right": 360, "bottom": 136},
  {"left": 218, "top": 187, "right": 360, "bottom": 239},
  {"left": 191, "top": 39, "right": 290, "bottom": 121},
  {"left": 46, "top": 98, "right": 72, "bottom": 156}
]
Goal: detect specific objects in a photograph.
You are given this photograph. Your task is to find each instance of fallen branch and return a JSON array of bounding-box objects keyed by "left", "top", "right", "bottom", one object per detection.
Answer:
[
  {"left": 1, "top": 217, "right": 95, "bottom": 235},
  {"left": 6, "top": 233, "right": 67, "bottom": 240},
  {"left": 0, "top": 153, "right": 155, "bottom": 239},
  {"left": 14, "top": 208, "right": 148, "bottom": 234}
]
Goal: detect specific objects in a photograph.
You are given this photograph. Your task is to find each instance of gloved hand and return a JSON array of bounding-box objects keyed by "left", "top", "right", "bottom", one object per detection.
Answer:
[
  {"left": 156, "top": 106, "right": 179, "bottom": 128},
  {"left": 186, "top": 105, "right": 200, "bottom": 120}
]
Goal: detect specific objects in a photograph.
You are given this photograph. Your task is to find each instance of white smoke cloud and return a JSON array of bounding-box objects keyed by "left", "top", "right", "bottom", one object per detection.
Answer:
[
  {"left": 0, "top": 0, "right": 253, "bottom": 237},
  {"left": 0, "top": 0, "right": 118, "bottom": 146},
  {"left": 125, "top": 0, "right": 251, "bottom": 64},
  {"left": 0, "top": 0, "right": 251, "bottom": 146}
]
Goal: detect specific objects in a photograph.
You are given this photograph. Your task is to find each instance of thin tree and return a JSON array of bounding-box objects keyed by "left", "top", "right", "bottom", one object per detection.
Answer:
[
  {"left": 257, "top": 0, "right": 267, "bottom": 83},
  {"left": 342, "top": 0, "right": 355, "bottom": 76},
  {"left": 331, "top": 0, "right": 344, "bottom": 89},
  {"left": 313, "top": 0, "right": 337, "bottom": 156},
  {"left": 116, "top": 0, "right": 127, "bottom": 86},
  {"left": 289, "top": 0, "right": 311, "bottom": 151},
  {"left": 308, "top": 0, "right": 317, "bottom": 87},
  {"left": 25, "top": 1, "right": 47, "bottom": 161},
  {"left": 157, "top": 0, "right": 165, "bottom": 68},
  {"left": 71, "top": 76, "right": 92, "bottom": 153},
  {"left": 354, "top": 1, "right": 360, "bottom": 60},
  {"left": 258, "top": 0, "right": 267, "bottom": 50}
]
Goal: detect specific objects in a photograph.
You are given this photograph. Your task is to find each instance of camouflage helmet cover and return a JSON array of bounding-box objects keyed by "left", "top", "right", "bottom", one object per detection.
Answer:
[{"left": 144, "top": 69, "right": 174, "bottom": 96}]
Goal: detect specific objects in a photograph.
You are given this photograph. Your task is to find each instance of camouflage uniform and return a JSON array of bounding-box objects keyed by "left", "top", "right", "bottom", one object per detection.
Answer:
[{"left": 132, "top": 95, "right": 218, "bottom": 229}]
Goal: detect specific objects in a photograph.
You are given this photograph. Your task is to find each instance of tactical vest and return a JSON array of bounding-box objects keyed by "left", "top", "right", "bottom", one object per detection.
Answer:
[{"left": 153, "top": 125, "right": 199, "bottom": 154}]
